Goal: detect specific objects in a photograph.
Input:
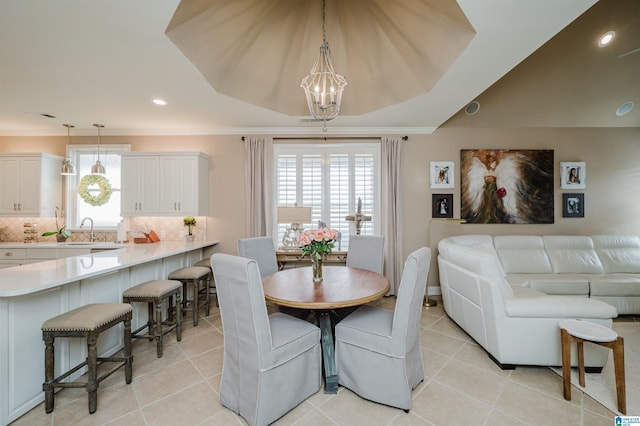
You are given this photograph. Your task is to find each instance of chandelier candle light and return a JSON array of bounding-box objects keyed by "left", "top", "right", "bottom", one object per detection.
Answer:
[
  {"left": 297, "top": 227, "right": 339, "bottom": 283},
  {"left": 300, "top": 0, "right": 347, "bottom": 132}
]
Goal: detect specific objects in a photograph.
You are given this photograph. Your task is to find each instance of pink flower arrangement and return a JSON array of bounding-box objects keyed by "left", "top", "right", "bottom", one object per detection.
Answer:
[{"left": 297, "top": 227, "right": 339, "bottom": 261}]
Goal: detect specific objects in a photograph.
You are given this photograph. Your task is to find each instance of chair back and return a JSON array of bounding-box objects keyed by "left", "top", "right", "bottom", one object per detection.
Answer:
[
  {"left": 237, "top": 236, "right": 279, "bottom": 278},
  {"left": 211, "top": 254, "right": 273, "bottom": 376},
  {"left": 346, "top": 235, "right": 385, "bottom": 274},
  {"left": 391, "top": 247, "right": 431, "bottom": 353}
]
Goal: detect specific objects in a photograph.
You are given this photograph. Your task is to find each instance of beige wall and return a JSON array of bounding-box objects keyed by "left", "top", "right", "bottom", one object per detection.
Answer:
[
  {"left": 2, "top": 126, "right": 640, "bottom": 290},
  {"left": 404, "top": 127, "right": 640, "bottom": 288}
]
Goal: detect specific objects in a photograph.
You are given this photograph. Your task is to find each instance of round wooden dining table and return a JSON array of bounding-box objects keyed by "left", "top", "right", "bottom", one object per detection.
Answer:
[{"left": 262, "top": 266, "right": 390, "bottom": 393}]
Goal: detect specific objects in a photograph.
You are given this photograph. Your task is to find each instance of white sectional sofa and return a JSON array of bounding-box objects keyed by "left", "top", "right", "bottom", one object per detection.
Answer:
[
  {"left": 493, "top": 234, "right": 640, "bottom": 313},
  {"left": 437, "top": 234, "right": 631, "bottom": 369}
]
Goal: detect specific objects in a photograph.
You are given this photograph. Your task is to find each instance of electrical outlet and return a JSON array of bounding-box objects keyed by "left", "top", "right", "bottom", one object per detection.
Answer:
[{"left": 160, "top": 230, "right": 166, "bottom": 239}]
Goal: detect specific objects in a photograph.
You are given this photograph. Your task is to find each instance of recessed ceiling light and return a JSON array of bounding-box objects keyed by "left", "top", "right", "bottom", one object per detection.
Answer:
[
  {"left": 598, "top": 31, "right": 615, "bottom": 47},
  {"left": 616, "top": 102, "right": 634, "bottom": 117},
  {"left": 464, "top": 101, "right": 480, "bottom": 115},
  {"left": 152, "top": 99, "right": 167, "bottom": 106}
]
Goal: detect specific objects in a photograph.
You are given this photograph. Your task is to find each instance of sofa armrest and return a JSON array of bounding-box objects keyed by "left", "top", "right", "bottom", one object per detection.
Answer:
[{"left": 504, "top": 294, "right": 618, "bottom": 319}]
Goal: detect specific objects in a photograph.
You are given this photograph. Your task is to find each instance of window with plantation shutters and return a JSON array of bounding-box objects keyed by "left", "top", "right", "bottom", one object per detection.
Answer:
[{"left": 274, "top": 143, "right": 380, "bottom": 251}]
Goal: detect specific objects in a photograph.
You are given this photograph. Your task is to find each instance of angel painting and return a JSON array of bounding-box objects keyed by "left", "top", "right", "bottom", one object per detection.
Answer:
[{"left": 460, "top": 149, "right": 554, "bottom": 224}]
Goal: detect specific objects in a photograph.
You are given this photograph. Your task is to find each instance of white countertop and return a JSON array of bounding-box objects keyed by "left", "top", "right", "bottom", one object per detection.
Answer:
[
  {"left": 0, "top": 240, "right": 219, "bottom": 297},
  {"left": 0, "top": 242, "right": 129, "bottom": 249}
]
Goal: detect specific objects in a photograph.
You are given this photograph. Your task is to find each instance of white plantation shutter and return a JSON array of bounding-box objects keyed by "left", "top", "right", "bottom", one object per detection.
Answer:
[{"left": 274, "top": 144, "right": 380, "bottom": 250}]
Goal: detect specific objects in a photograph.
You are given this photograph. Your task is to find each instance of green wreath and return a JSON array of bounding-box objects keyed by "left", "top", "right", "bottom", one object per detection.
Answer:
[{"left": 77, "top": 174, "right": 112, "bottom": 206}]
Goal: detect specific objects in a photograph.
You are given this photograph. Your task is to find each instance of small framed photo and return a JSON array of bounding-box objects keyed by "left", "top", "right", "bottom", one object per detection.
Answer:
[
  {"left": 430, "top": 161, "right": 454, "bottom": 189},
  {"left": 562, "top": 193, "right": 584, "bottom": 218},
  {"left": 560, "top": 161, "right": 586, "bottom": 189},
  {"left": 432, "top": 194, "right": 453, "bottom": 218}
]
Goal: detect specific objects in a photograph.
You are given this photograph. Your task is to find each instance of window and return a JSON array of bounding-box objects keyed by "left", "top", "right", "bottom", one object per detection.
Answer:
[
  {"left": 66, "top": 145, "right": 129, "bottom": 229},
  {"left": 274, "top": 143, "right": 380, "bottom": 251}
]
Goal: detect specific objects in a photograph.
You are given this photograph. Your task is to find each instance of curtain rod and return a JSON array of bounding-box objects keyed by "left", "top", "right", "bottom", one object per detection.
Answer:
[{"left": 241, "top": 136, "right": 408, "bottom": 141}]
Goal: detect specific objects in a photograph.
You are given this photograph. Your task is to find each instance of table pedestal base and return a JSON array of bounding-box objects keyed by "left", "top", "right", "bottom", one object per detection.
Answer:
[{"left": 319, "top": 311, "right": 338, "bottom": 393}]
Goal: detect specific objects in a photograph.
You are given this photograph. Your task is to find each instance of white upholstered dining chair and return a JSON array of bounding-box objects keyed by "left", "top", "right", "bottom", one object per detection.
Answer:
[
  {"left": 346, "top": 235, "right": 385, "bottom": 274},
  {"left": 335, "top": 247, "right": 431, "bottom": 411},
  {"left": 211, "top": 253, "right": 321, "bottom": 426},
  {"left": 237, "top": 236, "right": 279, "bottom": 278}
]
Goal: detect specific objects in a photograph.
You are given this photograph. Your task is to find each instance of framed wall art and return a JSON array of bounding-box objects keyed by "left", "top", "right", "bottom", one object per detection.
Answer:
[
  {"left": 560, "top": 161, "right": 586, "bottom": 189},
  {"left": 562, "top": 193, "right": 584, "bottom": 218},
  {"left": 460, "top": 149, "right": 554, "bottom": 224},
  {"left": 432, "top": 194, "right": 453, "bottom": 218},
  {"left": 430, "top": 161, "right": 454, "bottom": 189}
]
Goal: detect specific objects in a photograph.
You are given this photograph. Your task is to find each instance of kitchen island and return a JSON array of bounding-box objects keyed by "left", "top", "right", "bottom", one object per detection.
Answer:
[{"left": 0, "top": 240, "right": 219, "bottom": 425}]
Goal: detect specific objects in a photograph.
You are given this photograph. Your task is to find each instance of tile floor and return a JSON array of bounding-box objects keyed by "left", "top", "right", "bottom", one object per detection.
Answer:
[{"left": 12, "top": 297, "right": 621, "bottom": 426}]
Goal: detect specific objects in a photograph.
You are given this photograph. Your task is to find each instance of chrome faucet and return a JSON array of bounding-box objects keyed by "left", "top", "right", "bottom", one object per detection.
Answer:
[{"left": 80, "top": 217, "right": 95, "bottom": 242}]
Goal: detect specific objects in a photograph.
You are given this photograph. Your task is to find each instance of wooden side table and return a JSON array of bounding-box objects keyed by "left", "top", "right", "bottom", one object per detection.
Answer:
[{"left": 559, "top": 319, "right": 625, "bottom": 414}]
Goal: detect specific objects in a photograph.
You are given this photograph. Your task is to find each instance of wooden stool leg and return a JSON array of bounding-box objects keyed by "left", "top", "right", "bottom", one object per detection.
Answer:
[
  {"left": 561, "top": 328, "right": 572, "bottom": 400},
  {"left": 204, "top": 276, "right": 210, "bottom": 317},
  {"left": 146, "top": 302, "right": 154, "bottom": 341},
  {"left": 577, "top": 340, "right": 585, "bottom": 387},
  {"left": 612, "top": 337, "right": 626, "bottom": 414},
  {"left": 175, "top": 291, "right": 182, "bottom": 341},
  {"left": 155, "top": 297, "right": 164, "bottom": 358},
  {"left": 43, "top": 334, "right": 55, "bottom": 413},
  {"left": 86, "top": 333, "right": 99, "bottom": 414},
  {"left": 124, "top": 317, "right": 133, "bottom": 384},
  {"left": 192, "top": 279, "right": 199, "bottom": 326}
]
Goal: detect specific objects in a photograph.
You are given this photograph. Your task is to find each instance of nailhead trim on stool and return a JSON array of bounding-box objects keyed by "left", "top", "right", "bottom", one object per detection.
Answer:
[
  {"left": 168, "top": 266, "right": 210, "bottom": 326},
  {"left": 42, "top": 303, "right": 133, "bottom": 415},
  {"left": 123, "top": 280, "right": 183, "bottom": 358},
  {"left": 194, "top": 258, "right": 218, "bottom": 307}
]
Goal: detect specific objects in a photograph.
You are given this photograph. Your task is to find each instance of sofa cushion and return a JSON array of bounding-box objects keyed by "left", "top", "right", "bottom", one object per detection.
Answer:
[
  {"left": 588, "top": 274, "right": 640, "bottom": 297},
  {"left": 505, "top": 273, "right": 590, "bottom": 295},
  {"left": 494, "top": 235, "right": 552, "bottom": 273},
  {"left": 504, "top": 294, "right": 618, "bottom": 319},
  {"left": 592, "top": 234, "right": 640, "bottom": 273},
  {"left": 543, "top": 236, "right": 604, "bottom": 274}
]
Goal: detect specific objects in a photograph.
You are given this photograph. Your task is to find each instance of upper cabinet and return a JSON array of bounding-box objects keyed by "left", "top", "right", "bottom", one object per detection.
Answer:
[
  {"left": 121, "top": 152, "right": 209, "bottom": 217},
  {"left": 0, "top": 154, "right": 62, "bottom": 217},
  {"left": 121, "top": 155, "right": 160, "bottom": 215}
]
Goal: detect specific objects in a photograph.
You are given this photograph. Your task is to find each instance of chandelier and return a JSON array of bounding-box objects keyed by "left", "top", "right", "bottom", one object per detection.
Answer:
[{"left": 300, "top": 0, "right": 347, "bottom": 132}]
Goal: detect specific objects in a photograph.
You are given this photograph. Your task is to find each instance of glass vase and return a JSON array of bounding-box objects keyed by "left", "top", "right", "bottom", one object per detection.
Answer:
[{"left": 311, "top": 257, "right": 323, "bottom": 283}]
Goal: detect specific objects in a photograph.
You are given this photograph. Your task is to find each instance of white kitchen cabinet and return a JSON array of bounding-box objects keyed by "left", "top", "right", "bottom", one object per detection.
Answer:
[
  {"left": 0, "top": 248, "right": 25, "bottom": 268},
  {"left": 0, "top": 154, "right": 62, "bottom": 216},
  {"left": 121, "top": 152, "right": 209, "bottom": 216},
  {"left": 121, "top": 154, "right": 160, "bottom": 215}
]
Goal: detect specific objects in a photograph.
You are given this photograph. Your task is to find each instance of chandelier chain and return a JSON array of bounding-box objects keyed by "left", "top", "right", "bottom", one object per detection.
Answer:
[{"left": 322, "top": 0, "right": 326, "bottom": 45}]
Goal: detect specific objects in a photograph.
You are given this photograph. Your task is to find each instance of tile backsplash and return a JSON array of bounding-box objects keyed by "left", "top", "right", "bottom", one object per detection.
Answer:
[{"left": 0, "top": 216, "right": 206, "bottom": 243}]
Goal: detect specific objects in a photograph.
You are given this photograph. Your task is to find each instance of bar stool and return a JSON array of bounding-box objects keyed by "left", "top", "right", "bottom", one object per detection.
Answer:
[
  {"left": 194, "top": 257, "right": 218, "bottom": 307},
  {"left": 42, "top": 303, "right": 133, "bottom": 415},
  {"left": 168, "top": 266, "right": 210, "bottom": 326},
  {"left": 559, "top": 319, "right": 626, "bottom": 414},
  {"left": 122, "top": 280, "right": 183, "bottom": 358}
]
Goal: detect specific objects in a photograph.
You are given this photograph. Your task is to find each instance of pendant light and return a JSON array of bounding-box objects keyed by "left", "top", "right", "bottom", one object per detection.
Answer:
[
  {"left": 60, "top": 124, "right": 76, "bottom": 175},
  {"left": 300, "top": 0, "right": 347, "bottom": 132},
  {"left": 91, "top": 123, "right": 106, "bottom": 175}
]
